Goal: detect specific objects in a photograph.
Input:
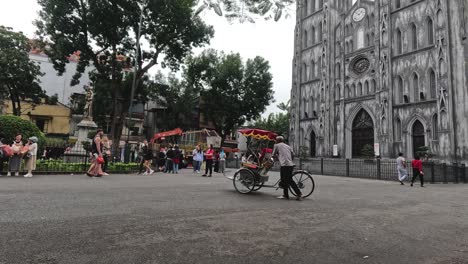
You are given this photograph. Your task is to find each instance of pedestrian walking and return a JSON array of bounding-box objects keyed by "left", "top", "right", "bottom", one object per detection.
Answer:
[
  {"left": 142, "top": 140, "right": 154, "bottom": 175},
  {"left": 411, "top": 156, "right": 424, "bottom": 187},
  {"left": 165, "top": 145, "right": 175, "bottom": 173},
  {"left": 23, "top": 136, "right": 38, "bottom": 177},
  {"left": 7, "top": 134, "right": 23, "bottom": 177},
  {"left": 192, "top": 145, "right": 203, "bottom": 173},
  {"left": 219, "top": 149, "right": 226, "bottom": 174},
  {"left": 396, "top": 152, "right": 408, "bottom": 185},
  {"left": 272, "top": 136, "right": 302, "bottom": 201},
  {"left": 214, "top": 150, "right": 220, "bottom": 173},
  {"left": 102, "top": 136, "right": 111, "bottom": 175},
  {"left": 87, "top": 129, "right": 104, "bottom": 177},
  {"left": 158, "top": 147, "right": 166, "bottom": 172},
  {"left": 202, "top": 144, "right": 214, "bottom": 177},
  {"left": 172, "top": 145, "right": 181, "bottom": 174},
  {"left": 137, "top": 141, "right": 145, "bottom": 174}
]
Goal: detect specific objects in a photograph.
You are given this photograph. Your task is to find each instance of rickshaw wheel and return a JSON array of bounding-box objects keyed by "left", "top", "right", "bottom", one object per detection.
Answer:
[
  {"left": 289, "top": 171, "right": 315, "bottom": 198},
  {"left": 252, "top": 180, "right": 264, "bottom": 191},
  {"left": 233, "top": 168, "right": 256, "bottom": 194}
]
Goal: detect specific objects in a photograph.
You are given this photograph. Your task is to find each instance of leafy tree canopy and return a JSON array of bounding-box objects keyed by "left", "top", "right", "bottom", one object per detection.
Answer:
[
  {"left": 185, "top": 49, "right": 274, "bottom": 139},
  {"left": 251, "top": 101, "right": 290, "bottom": 140},
  {"left": 0, "top": 115, "right": 45, "bottom": 144},
  {"left": 0, "top": 26, "right": 45, "bottom": 116}
]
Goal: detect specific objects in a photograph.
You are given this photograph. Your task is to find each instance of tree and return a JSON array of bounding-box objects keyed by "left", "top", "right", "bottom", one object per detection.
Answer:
[
  {"left": 0, "top": 115, "right": 45, "bottom": 143},
  {"left": 251, "top": 100, "right": 290, "bottom": 140},
  {"left": 0, "top": 26, "right": 45, "bottom": 116},
  {"left": 197, "top": 0, "right": 295, "bottom": 22},
  {"left": 185, "top": 49, "right": 274, "bottom": 140},
  {"left": 35, "top": 0, "right": 214, "bottom": 151}
]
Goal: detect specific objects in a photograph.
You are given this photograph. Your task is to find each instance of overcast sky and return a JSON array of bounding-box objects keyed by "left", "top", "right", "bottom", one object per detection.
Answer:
[{"left": 0, "top": 1, "right": 297, "bottom": 117}]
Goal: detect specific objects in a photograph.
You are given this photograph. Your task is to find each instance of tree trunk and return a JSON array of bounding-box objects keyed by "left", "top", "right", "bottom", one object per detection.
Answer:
[{"left": 109, "top": 44, "right": 120, "bottom": 154}]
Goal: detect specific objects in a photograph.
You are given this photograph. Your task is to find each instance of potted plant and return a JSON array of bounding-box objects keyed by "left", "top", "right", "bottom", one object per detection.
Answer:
[{"left": 361, "top": 144, "right": 375, "bottom": 162}]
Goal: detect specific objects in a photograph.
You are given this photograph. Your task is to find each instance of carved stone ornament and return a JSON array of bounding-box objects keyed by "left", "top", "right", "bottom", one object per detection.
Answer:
[{"left": 351, "top": 56, "right": 370, "bottom": 74}]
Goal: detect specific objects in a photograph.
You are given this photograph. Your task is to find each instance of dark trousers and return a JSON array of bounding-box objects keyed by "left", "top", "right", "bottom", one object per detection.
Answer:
[
  {"left": 281, "top": 166, "right": 301, "bottom": 198},
  {"left": 103, "top": 155, "right": 109, "bottom": 173},
  {"left": 411, "top": 168, "right": 424, "bottom": 186},
  {"left": 205, "top": 159, "right": 213, "bottom": 175}
]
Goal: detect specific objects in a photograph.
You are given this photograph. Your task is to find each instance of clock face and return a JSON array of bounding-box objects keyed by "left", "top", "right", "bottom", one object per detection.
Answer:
[{"left": 353, "top": 8, "right": 366, "bottom": 22}]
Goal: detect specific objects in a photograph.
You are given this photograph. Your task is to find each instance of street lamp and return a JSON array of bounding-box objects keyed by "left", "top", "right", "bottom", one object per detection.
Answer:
[{"left": 125, "top": 0, "right": 147, "bottom": 161}]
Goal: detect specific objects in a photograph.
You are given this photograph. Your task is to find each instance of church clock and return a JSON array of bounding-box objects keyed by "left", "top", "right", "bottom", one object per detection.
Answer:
[{"left": 353, "top": 8, "right": 366, "bottom": 22}]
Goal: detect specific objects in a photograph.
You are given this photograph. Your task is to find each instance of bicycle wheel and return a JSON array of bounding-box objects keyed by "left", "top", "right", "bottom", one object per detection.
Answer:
[
  {"left": 233, "top": 168, "right": 256, "bottom": 194},
  {"left": 289, "top": 171, "right": 315, "bottom": 198}
]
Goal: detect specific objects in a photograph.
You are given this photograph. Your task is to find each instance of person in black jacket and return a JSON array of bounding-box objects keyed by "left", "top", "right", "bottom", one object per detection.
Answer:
[
  {"left": 140, "top": 140, "right": 154, "bottom": 175},
  {"left": 165, "top": 145, "right": 175, "bottom": 173}
]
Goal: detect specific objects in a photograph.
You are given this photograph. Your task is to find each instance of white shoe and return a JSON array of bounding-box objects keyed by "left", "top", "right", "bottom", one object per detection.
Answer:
[
  {"left": 24, "top": 174, "right": 32, "bottom": 177},
  {"left": 149, "top": 169, "right": 155, "bottom": 174},
  {"left": 6, "top": 172, "right": 11, "bottom": 177},
  {"left": 143, "top": 172, "right": 148, "bottom": 175},
  {"left": 15, "top": 172, "right": 19, "bottom": 177}
]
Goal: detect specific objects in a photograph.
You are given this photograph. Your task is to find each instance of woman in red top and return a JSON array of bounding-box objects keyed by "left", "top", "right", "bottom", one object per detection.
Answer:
[
  {"left": 411, "top": 156, "right": 424, "bottom": 187},
  {"left": 202, "top": 144, "right": 214, "bottom": 177}
]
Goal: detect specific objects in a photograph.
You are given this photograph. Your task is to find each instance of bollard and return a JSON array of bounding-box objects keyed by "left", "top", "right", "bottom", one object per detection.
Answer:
[
  {"left": 377, "top": 159, "right": 381, "bottom": 180},
  {"left": 321, "top": 158, "right": 324, "bottom": 175},
  {"left": 453, "top": 163, "right": 459, "bottom": 184},
  {"left": 430, "top": 162, "right": 435, "bottom": 184},
  {"left": 346, "top": 159, "right": 350, "bottom": 177},
  {"left": 442, "top": 163, "right": 448, "bottom": 184}
]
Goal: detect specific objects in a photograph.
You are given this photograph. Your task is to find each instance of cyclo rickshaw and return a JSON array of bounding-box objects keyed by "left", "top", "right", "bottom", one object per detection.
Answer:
[{"left": 227, "top": 129, "right": 315, "bottom": 197}]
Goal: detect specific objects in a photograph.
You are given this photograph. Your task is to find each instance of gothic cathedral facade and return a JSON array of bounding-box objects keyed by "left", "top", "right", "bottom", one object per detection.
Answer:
[{"left": 290, "top": 0, "right": 468, "bottom": 162}]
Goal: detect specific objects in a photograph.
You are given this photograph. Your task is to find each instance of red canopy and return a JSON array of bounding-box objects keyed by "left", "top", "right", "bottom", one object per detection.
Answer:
[
  {"left": 238, "top": 128, "right": 278, "bottom": 141},
  {"left": 152, "top": 128, "right": 183, "bottom": 142}
]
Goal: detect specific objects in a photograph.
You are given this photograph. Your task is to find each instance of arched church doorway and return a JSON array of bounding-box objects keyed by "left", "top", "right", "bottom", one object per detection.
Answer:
[
  {"left": 310, "top": 130, "right": 316, "bottom": 157},
  {"left": 352, "top": 109, "right": 374, "bottom": 157},
  {"left": 412, "top": 120, "right": 425, "bottom": 157}
]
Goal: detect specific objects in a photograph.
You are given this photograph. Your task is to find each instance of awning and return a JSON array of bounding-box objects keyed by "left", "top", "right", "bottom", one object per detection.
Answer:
[
  {"left": 152, "top": 128, "right": 183, "bottom": 141},
  {"left": 222, "top": 147, "right": 240, "bottom": 153},
  {"left": 238, "top": 128, "right": 278, "bottom": 141}
]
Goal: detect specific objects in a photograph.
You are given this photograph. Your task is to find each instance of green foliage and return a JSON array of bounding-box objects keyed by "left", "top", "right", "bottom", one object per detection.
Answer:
[
  {"left": 197, "top": 0, "right": 295, "bottom": 22},
  {"left": 0, "top": 115, "right": 45, "bottom": 143},
  {"left": 45, "top": 94, "right": 59, "bottom": 105},
  {"left": 0, "top": 26, "right": 45, "bottom": 116},
  {"left": 416, "top": 146, "right": 435, "bottom": 160},
  {"left": 43, "top": 137, "right": 66, "bottom": 146},
  {"left": 36, "top": 0, "right": 213, "bottom": 147},
  {"left": 361, "top": 144, "right": 375, "bottom": 158},
  {"left": 252, "top": 100, "right": 290, "bottom": 140},
  {"left": 35, "top": 160, "right": 139, "bottom": 173},
  {"left": 185, "top": 49, "right": 274, "bottom": 138}
]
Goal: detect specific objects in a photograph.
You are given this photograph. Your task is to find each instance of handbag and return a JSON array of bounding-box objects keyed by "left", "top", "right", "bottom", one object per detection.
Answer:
[{"left": 24, "top": 153, "right": 32, "bottom": 160}]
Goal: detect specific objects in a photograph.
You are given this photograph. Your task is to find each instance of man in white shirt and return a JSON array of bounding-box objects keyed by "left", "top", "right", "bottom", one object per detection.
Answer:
[
  {"left": 272, "top": 136, "right": 302, "bottom": 201},
  {"left": 396, "top": 152, "right": 408, "bottom": 185}
]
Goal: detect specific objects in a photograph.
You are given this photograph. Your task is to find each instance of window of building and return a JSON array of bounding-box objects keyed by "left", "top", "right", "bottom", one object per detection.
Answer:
[
  {"left": 396, "top": 29, "right": 402, "bottom": 54},
  {"left": 364, "top": 81, "right": 369, "bottom": 95},
  {"left": 311, "top": 27, "right": 316, "bottom": 44},
  {"left": 429, "top": 69, "right": 436, "bottom": 99},
  {"left": 303, "top": 0, "right": 308, "bottom": 17},
  {"left": 318, "top": 0, "right": 323, "bottom": 9},
  {"left": 302, "top": 63, "right": 307, "bottom": 82},
  {"left": 318, "top": 22, "right": 323, "bottom": 42},
  {"left": 34, "top": 118, "right": 49, "bottom": 133},
  {"left": 397, "top": 76, "right": 404, "bottom": 104},
  {"left": 335, "top": 63, "right": 341, "bottom": 78},
  {"left": 371, "top": 79, "right": 376, "bottom": 93},
  {"left": 432, "top": 114, "right": 438, "bottom": 140},
  {"left": 427, "top": 17, "right": 434, "bottom": 45},
  {"left": 311, "top": 0, "right": 316, "bottom": 13},
  {"left": 395, "top": 118, "right": 402, "bottom": 141},
  {"left": 413, "top": 73, "right": 419, "bottom": 102},
  {"left": 396, "top": 0, "right": 401, "bottom": 9},
  {"left": 411, "top": 23, "right": 418, "bottom": 50},
  {"left": 303, "top": 30, "right": 308, "bottom": 48},
  {"left": 311, "top": 60, "right": 315, "bottom": 79},
  {"left": 357, "top": 82, "right": 363, "bottom": 96},
  {"left": 336, "top": 84, "right": 341, "bottom": 99},
  {"left": 357, "top": 28, "right": 365, "bottom": 49}
]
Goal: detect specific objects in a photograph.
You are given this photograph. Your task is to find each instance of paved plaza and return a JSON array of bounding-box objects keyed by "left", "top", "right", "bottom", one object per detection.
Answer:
[{"left": 0, "top": 170, "right": 467, "bottom": 264}]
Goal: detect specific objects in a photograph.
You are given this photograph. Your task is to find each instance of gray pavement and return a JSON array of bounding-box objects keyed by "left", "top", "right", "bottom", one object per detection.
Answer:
[{"left": 0, "top": 169, "right": 467, "bottom": 264}]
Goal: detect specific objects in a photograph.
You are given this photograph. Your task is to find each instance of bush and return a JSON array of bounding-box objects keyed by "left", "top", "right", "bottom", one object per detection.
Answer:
[
  {"left": 0, "top": 115, "right": 45, "bottom": 143},
  {"left": 361, "top": 144, "right": 375, "bottom": 158}
]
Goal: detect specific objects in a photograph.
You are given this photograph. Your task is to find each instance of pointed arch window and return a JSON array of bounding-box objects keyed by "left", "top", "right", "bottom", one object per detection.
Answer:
[
  {"left": 413, "top": 73, "right": 419, "bottom": 102},
  {"left": 371, "top": 79, "right": 376, "bottom": 93},
  {"left": 335, "top": 63, "right": 341, "bottom": 78},
  {"left": 432, "top": 114, "right": 439, "bottom": 140},
  {"left": 311, "top": 27, "right": 316, "bottom": 44},
  {"left": 357, "top": 28, "right": 365, "bottom": 49},
  {"left": 364, "top": 81, "right": 369, "bottom": 95},
  {"left": 395, "top": 118, "right": 402, "bottom": 141},
  {"left": 302, "top": 63, "right": 308, "bottom": 82},
  {"left": 397, "top": 76, "right": 404, "bottom": 104},
  {"left": 427, "top": 17, "right": 434, "bottom": 45},
  {"left": 318, "top": 0, "right": 323, "bottom": 9},
  {"left": 357, "top": 83, "right": 363, "bottom": 96},
  {"left": 303, "top": 30, "right": 308, "bottom": 48},
  {"left": 411, "top": 23, "right": 418, "bottom": 50},
  {"left": 303, "top": 0, "right": 308, "bottom": 17},
  {"left": 396, "top": 29, "right": 402, "bottom": 54},
  {"left": 311, "top": 0, "right": 316, "bottom": 13},
  {"left": 336, "top": 84, "right": 341, "bottom": 100},
  {"left": 318, "top": 22, "right": 323, "bottom": 42},
  {"left": 396, "top": 0, "right": 401, "bottom": 9},
  {"left": 311, "top": 60, "right": 316, "bottom": 79},
  {"left": 429, "top": 69, "right": 436, "bottom": 99}
]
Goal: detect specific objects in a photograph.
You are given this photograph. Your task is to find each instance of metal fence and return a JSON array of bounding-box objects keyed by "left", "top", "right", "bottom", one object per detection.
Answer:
[
  {"left": 0, "top": 144, "right": 139, "bottom": 174},
  {"left": 298, "top": 158, "right": 467, "bottom": 184},
  {"left": 224, "top": 157, "right": 467, "bottom": 184}
]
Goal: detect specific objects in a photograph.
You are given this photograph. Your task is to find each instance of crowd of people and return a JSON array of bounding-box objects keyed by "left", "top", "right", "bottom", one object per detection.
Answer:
[{"left": 0, "top": 133, "right": 39, "bottom": 177}]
